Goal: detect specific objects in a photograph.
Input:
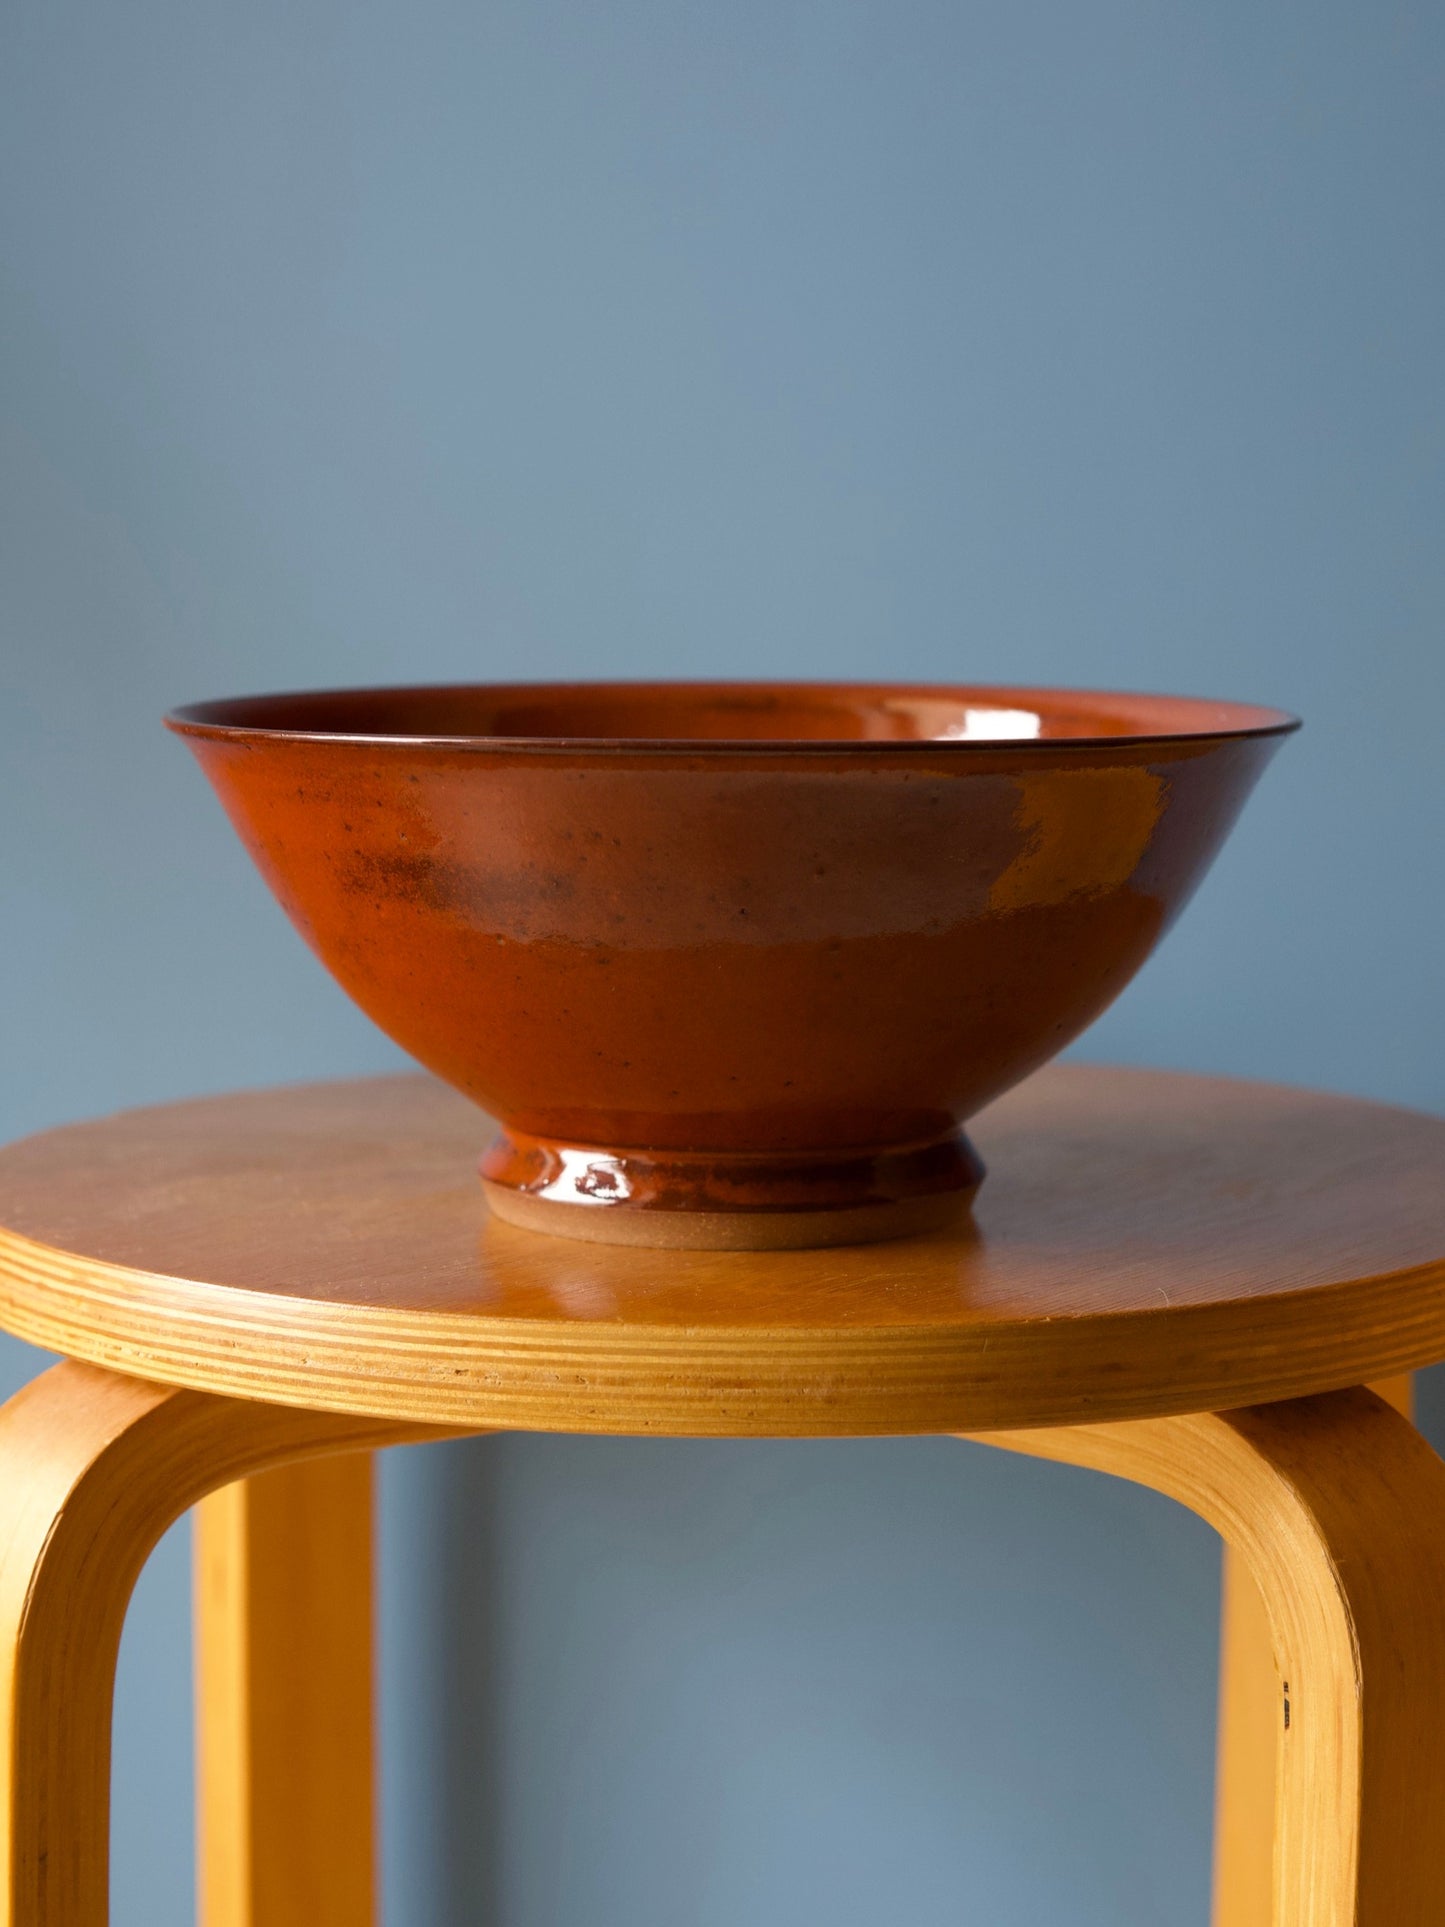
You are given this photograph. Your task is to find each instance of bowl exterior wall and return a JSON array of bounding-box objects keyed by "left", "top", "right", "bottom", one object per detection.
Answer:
[{"left": 182, "top": 733, "right": 1281, "bottom": 1156}]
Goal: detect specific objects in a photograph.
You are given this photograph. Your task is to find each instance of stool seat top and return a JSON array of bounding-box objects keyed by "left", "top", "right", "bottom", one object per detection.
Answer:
[{"left": 1, "top": 1066, "right": 1443, "bottom": 1436}]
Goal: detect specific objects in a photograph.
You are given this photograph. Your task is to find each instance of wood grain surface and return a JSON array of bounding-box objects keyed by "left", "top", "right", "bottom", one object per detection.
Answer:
[
  {"left": 0, "top": 1362, "right": 443, "bottom": 1927},
  {"left": 1209, "top": 1374, "right": 1413, "bottom": 1927},
  {"left": 0, "top": 1065, "right": 1443, "bottom": 1433},
  {"left": 195, "top": 1454, "right": 379, "bottom": 1927},
  {"left": 976, "top": 1385, "right": 1445, "bottom": 1926}
]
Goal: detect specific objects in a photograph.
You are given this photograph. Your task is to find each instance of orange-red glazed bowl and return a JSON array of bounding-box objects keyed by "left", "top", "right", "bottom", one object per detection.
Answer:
[{"left": 167, "top": 682, "right": 1297, "bottom": 1248}]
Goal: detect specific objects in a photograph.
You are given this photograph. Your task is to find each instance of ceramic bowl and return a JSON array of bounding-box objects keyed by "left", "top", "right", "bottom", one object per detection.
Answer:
[{"left": 167, "top": 682, "right": 1297, "bottom": 1248}]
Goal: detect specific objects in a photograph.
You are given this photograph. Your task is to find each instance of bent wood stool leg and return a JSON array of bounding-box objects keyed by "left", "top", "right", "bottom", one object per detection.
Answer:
[
  {"left": 970, "top": 1387, "right": 1445, "bottom": 1927},
  {"left": 0, "top": 1358, "right": 448, "bottom": 1927},
  {"left": 195, "top": 1453, "right": 377, "bottom": 1927},
  {"left": 1211, "top": 1375, "right": 1415, "bottom": 1927}
]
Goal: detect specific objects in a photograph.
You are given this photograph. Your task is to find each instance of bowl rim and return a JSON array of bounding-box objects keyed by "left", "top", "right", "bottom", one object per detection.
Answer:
[{"left": 164, "top": 679, "right": 1302, "bottom": 754}]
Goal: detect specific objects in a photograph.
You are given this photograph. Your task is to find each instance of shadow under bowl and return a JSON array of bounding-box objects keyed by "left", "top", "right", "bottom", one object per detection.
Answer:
[{"left": 166, "top": 680, "right": 1297, "bottom": 1248}]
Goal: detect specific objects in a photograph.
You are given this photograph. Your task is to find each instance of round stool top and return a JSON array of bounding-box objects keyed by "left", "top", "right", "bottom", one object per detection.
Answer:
[{"left": 0, "top": 1066, "right": 1443, "bottom": 1436}]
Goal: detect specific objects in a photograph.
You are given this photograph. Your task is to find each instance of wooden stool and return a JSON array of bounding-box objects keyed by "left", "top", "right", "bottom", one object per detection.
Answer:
[{"left": 1, "top": 1062, "right": 1444, "bottom": 1927}]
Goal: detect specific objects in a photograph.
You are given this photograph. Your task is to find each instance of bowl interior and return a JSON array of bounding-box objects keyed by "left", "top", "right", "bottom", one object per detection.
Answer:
[{"left": 166, "top": 682, "right": 1298, "bottom": 749}]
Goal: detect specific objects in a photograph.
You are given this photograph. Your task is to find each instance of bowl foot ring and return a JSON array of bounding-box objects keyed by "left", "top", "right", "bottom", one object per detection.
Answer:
[{"left": 480, "top": 1129, "right": 984, "bottom": 1251}]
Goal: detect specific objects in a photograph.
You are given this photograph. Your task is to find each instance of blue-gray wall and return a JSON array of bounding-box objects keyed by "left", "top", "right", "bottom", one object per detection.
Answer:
[{"left": 2, "top": 2, "right": 1442, "bottom": 1921}]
